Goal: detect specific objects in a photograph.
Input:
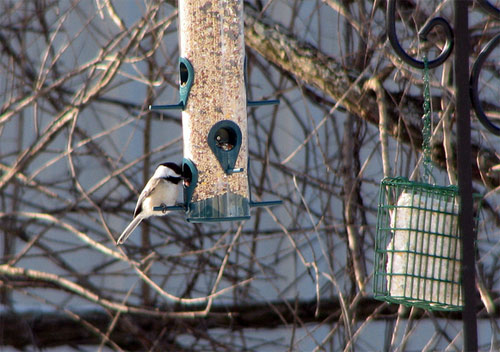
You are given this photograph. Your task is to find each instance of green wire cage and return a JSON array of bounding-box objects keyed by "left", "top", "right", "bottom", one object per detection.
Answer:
[
  {"left": 372, "top": 55, "right": 482, "bottom": 312},
  {"left": 374, "top": 177, "right": 465, "bottom": 311}
]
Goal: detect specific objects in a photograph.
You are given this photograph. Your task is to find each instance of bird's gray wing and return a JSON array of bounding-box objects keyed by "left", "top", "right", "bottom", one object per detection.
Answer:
[{"left": 133, "top": 177, "right": 162, "bottom": 217}]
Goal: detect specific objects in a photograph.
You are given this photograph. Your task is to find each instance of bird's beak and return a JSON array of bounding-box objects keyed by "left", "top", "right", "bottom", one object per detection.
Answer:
[{"left": 183, "top": 174, "right": 191, "bottom": 187}]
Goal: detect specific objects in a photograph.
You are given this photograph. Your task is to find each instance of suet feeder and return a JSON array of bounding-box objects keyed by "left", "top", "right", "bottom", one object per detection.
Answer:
[
  {"left": 151, "top": 0, "right": 280, "bottom": 222},
  {"left": 373, "top": 58, "right": 481, "bottom": 311},
  {"left": 374, "top": 177, "right": 464, "bottom": 311}
]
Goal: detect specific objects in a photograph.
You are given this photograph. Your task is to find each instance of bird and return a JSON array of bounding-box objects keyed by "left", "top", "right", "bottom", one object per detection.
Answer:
[{"left": 117, "top": 162, "right": 183, "bottom": 245}]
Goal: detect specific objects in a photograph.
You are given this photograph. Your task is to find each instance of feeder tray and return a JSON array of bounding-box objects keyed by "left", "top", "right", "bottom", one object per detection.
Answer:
[{"left": 374, "top": 177, "right": 466, "bottom": 311}]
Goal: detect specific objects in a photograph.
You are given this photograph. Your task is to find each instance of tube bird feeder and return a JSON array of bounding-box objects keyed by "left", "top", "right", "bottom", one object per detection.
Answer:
[{"left": 151, "top": 0, "right": 280, "bottom": 222}]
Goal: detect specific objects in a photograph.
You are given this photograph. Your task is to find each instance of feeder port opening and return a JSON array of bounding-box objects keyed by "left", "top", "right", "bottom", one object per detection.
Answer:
[
  {"left": 214, "top": 127, "right": 237, "bottom": 151},
  {"left": 180, "top": 61, "right": 189, "bottom": 87},
  {"left": 182, "top": 158, "right": 198, "bottom": 206},
  {"left": 183, "top": 161, "right": 192, "bottom": 186}
]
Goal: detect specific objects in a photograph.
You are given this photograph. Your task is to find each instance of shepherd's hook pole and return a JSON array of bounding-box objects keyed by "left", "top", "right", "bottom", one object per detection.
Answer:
[{"left": 454, "top": 1, "right": 478, "bottom": 350}]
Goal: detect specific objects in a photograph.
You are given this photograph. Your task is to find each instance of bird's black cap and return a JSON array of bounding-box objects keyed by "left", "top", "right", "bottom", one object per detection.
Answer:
[{"left": 160, "top": 162, "right": 182, "bottom": 176}]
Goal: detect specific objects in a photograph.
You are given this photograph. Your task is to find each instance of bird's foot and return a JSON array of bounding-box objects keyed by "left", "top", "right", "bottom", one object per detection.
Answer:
[{"left": 159, "top": 203, "right": 168, "bottom": 214}]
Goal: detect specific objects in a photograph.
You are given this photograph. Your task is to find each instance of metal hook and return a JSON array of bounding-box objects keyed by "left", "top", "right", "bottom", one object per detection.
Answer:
[
  {"left": 470, "top": 33, "right": 500, "bottom": 136},
  {"left": 477, "top": 0, "right": 500, "bottom": 19},
  {"left": 387, "top": 0, "right": 454, "bottom": 69}
]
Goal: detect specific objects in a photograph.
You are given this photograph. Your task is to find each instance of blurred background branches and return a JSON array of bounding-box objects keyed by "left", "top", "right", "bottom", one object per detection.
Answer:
[{"left": 0, "top": 0, "right": 499, "bottom": 350}]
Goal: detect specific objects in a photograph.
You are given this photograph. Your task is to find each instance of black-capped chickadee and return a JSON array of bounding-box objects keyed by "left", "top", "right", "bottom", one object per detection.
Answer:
[{"left": 117, "top": 162, "right": 183, "bottom": 245}]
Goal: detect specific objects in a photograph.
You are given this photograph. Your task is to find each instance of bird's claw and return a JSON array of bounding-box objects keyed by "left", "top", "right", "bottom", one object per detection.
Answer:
[{"left": 159, "top": 203, "right": 168, "bottom": 214}]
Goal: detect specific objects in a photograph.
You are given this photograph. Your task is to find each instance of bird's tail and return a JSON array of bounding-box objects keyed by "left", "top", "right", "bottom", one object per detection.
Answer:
[{"left": 117, "top": 216, "right": 143, "bottom": 245}]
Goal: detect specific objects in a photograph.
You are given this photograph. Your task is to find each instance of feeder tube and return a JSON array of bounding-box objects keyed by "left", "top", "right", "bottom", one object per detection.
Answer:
[{"left": 179, "top": 0, "right": 249, "bottom": 221}]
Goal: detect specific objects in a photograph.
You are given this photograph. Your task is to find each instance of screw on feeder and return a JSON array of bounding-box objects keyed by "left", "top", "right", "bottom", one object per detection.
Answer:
[{"left": 227, "top": 168, "right": 244, "bottom": 174}]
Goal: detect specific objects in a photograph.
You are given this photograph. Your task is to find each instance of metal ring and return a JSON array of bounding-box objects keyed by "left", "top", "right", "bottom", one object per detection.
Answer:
[
  {"left": 470, "top": 33, "right": 500, "bottom": 135},
  {"left": 477, "top": 0, "right": 500, "bottom": 19},
  {"left": 387, "top": 0, "right": 454, "bottom": 69}
]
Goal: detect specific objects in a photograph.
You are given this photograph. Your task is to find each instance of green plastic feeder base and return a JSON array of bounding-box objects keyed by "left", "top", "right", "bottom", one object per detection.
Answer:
[{"left": 186, "top": 192, "right": 250, "bottom": 223}]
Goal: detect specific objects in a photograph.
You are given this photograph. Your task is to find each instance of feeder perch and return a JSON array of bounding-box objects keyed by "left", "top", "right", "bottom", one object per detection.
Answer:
[
  {"left": 151, "top": 0, "right": 280, "bottom": 223},
  {"left": 244, "top": 57, "right": 280, "bottom": 108},
  {"left": 373, "top": 177, "right": 483, "bottom": 311},
  {"left": 150, "top": 57, "right": 194, "bottom": 110}
]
